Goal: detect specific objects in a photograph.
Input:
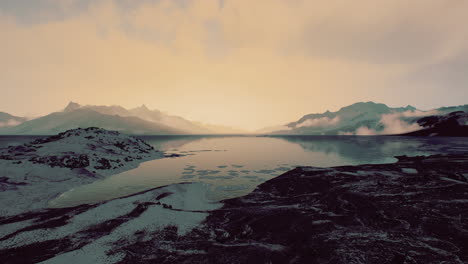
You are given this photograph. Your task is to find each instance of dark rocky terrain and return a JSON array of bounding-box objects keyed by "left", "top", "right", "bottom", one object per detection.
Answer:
[
  {"left": 0, "top": 127, "right": 160, "bottom": 171},
  {"left": 403, "top": 111, "right": 468, "bottom": 137},
  {"left": 1, "top": 153, "right": 467, "bottom": 263}
]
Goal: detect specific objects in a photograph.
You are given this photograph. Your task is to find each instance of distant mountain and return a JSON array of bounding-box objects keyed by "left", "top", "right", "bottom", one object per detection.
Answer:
[
  {"left": 0, "top": 112, "right": 26, "bottom": 128},
  {"left": 0, "top": 102, "right": 247, "bottom": 135},
  {"left": 0, "top": 109, "right": 185, "bottom": 135},
  {"left": 401, "top": 111, "right": 468, "bottom": 137},
  {"left": 435, "top": 104, "right": 468, "bottom": 115},
  {"left": 260, "top": 102, "right": 419, "bottom": 135},
  {"left": 61, "top": 102, "right": 245, "bottom": 134},
  {"left": 260, "top": 101, "right": 468, "bottom": 135},
  {"left": 128, "top": 105, "right": 214, "bottom": 134}
]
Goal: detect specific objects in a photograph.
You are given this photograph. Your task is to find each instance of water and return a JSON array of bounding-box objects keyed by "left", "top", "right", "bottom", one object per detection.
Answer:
[{"left": 43, "top": 135, "right": 468, "bottom": 207}]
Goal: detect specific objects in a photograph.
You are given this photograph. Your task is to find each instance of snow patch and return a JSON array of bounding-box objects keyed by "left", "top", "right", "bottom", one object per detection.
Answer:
[
  {"left": 401, "top": 168, "right": 418, "bottom": 174},
  {"left": 2, "top": 183, "right": 222, "bottom": 264},
  {"left": 0, "top": 128, "right": 164, "bottom": 216}
]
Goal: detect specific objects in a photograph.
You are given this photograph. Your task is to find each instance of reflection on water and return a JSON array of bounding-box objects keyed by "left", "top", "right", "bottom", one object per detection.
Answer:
[{"left": 49, "top": 136, "right": 468, "bottom": 207}]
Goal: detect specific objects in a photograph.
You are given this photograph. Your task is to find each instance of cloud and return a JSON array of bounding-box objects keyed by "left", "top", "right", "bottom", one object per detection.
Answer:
[
  {"left": 296, "top": 1, "right": 466, "bottom": 64},
  {"left": 355, "top": 126, "right": 377, "bottom": 136},
  {"left": 352, "top": 110, "right": 438, "bottom": 135},
  {"left": 379, "top": 110, "right": 440, "bottom": 134},
  {"left": 0, "top": 1, "right": 467, "bottom": 130},
  {"left": 379, "top": 113, "right": 422, "bottom": 135},
  {"left": 296, "top": 116, "right": 340, "bottom": 128},
  {"left": 0, "top": 0, "right": 93, "bottom": 24},
  {"left": 400, "top": 109, "right": 439, "bottom": 118},
  {"left": 0, "top": 119, "right": 22, "bottom": 128},
  {"left": 401, "top": 51, "right": 468, "bottom": 102}
]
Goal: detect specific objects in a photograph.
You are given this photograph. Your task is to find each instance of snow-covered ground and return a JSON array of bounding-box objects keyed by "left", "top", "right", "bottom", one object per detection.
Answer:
[
  {"left": 0, "top": 182, "right": 221, "bottom": 264},
  {"left": 1, "top": 136, "right": 466, "bottom": 263},
  {"left": 0, "top": 128, "right": 224, "bottom": 263},
  {"left": 0, "top": 127, "right": 165, "bottom": 216}
]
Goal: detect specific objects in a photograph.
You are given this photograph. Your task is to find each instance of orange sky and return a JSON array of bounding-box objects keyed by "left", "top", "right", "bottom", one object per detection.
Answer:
[{"left": 1, "top": 0, "right": 467, "bottom": 130}]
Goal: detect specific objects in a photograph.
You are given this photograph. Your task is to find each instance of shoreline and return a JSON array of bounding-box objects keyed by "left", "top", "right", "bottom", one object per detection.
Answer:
[
  {"left": 0, "top": 128, "right": 166, "bottom": 216},
  {"left": 1, "top": 153, "right": 467, "bottom": 263}
]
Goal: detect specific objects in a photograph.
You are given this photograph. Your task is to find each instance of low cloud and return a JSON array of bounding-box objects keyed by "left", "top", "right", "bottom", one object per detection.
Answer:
[
  {"left": 348, "top": 110, "right": 438, "bottom": 135},
  {"left": 0, "top": 119, "right": 22, "bottom": 127},
  {"left": 379, "top": 113, "right": 422, "bottom": 134},
  {"left": 400, "top": 109, "right": 439, "bottom": 118},
  {"left": 297, "top": 116, "right": 340, "bottom": 128},
  {"left": 380, "top": 110, "right": 439, "bottom": 134},
  {"left": 355, "top": 126, "right": 378, "bottom": 136},
  {"left": 1, "top": 1, "right": 466, "bottom": 129}
]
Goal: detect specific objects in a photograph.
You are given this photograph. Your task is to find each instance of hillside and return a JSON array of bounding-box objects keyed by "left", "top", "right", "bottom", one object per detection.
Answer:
[
  {"left": 0, "top": 112, "right": 26, "bottom": 128},
  {"left": 0, "top": 127, "right": 165, "bottom": 216},
  {"left": 402, "top": 111, "right": 468, "bottom": 137},
  {"left": 262, "top": 102, "right": 419, "bottom": 135},
  {"left": 0, "top": 109, "right": 185, "bottom": 135},
  {"left": 64, "top": 102, "right": 215, "bottom": 134},
  {"left": 260, "top": 102, "right": 468, "bottom": 135},
  {"left": 63, "top": 102, "right": 245, "bottom": 134}
]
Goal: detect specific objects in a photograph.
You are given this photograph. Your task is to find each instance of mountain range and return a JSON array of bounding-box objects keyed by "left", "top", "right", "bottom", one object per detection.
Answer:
[
  {"left": 0, "top": 102, "right": 245, "bottom": 135},
  {"left": 258, "top": 101, "right": 468, "bottom": 136},
  {"left": 0, "top": 101, "right": 466, "bottom": 136}
]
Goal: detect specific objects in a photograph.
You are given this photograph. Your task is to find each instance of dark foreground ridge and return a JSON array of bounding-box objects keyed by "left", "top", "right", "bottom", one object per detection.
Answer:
[
  {"left": 1, "top": 154, "right": 467, "bottom": 263},
  {"left": 402, "top": 111, "right": 468, "bottom": 137}
]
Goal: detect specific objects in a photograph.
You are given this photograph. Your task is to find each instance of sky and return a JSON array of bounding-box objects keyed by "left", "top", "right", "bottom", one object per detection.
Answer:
[{"left": 1, "top": 0, "right": 467, "bottom": 131}]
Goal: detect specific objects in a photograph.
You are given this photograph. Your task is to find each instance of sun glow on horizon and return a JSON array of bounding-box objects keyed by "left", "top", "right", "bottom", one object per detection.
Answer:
[{"left": 1, "top": 0, "right": 467, "bottom": 130}]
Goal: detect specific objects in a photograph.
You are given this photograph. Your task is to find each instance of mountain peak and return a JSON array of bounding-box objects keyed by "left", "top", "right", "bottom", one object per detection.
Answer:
[
  {"left": 404, "top": 105, "right": 416, "bottom": 111},
  {"left": 132, "top": 104, "right": 150, "bottom": 112},
  {"left": 338, "top": 101, "right": 389, "bottom": 113},
  {"left": 64, "top": 101, "right": 81, "bottom": 112}
]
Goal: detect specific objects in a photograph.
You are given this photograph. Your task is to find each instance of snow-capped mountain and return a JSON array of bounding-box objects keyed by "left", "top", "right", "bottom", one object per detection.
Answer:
[
  {"left": 61, "top": 102, "right": 212, "bottom": 134},
  {"left": 61, "top": 102, "right": 245, "bottom": 134},
  {"left": 0, "top": 112, "right": 26, "bottom": 128},
  {"left": 260, "top": 102, "right": 468, "bottom": 135},
  {"left": 0, "top": 108, "right": 185, "bottom": 135},
  {"left": 0, "top": 102, "right": 246, "bottom": 135}
]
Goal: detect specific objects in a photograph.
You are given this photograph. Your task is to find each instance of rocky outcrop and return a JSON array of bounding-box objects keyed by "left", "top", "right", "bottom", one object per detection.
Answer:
[
  {"left": 403, "top": 111, "right": 468, "bottom": 137},
  {"left": 0, "top": 127, "right": 160, "bottom": 171},
  {"left": 0, "top": 128, "right": 165, "bottom": 217},
  {"left": 1, "top": 153, "right": 467, "bottom": 263}
]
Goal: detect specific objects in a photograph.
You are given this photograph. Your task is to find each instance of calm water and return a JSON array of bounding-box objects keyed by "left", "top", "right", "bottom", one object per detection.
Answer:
[{"left": 42, "top": 135, "right": 468, "bottom": 207}]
